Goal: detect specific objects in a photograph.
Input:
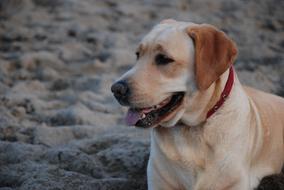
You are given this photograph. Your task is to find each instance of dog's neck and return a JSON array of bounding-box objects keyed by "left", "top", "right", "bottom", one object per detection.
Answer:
[
  {"left": 181, "top": 68, "right": 236, "bottom": 127},
  {"left": 206, "top": 67, "right": 234, "bottom": 118}
]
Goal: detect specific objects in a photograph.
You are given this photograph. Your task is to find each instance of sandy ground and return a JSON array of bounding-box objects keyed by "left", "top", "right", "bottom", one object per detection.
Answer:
[{"left": 0, "top": 0, "right": 283, "bottom": 189}]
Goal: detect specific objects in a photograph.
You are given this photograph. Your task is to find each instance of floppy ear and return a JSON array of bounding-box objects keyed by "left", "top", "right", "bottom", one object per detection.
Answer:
[{"left": 187, "top": 24, "right": 238, "bottom": 90}]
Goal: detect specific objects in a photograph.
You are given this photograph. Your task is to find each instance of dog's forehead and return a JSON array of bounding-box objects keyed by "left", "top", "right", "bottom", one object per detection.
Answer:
[
  {"left": 139, "top": 21, "right": 196, "bottom": 61},
  {"left": 143, "top": 23, "right": 182, "bottom": 43},
  {"left": 140, "top": 21, "right": 196, "bottom": 51}
]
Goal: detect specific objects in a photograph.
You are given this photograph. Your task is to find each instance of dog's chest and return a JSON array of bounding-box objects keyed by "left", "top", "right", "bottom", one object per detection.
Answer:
[{"left": 153, "top": 127, "right": 209, "bottom": 172}]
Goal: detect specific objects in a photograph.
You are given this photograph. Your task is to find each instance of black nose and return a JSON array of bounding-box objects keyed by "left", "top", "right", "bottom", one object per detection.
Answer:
[
  {"left": 111, "top": 81, "right": 129, "bottom": 96},
  {"left": 111, "top": 81, "right": 130, "bottom": 105}
]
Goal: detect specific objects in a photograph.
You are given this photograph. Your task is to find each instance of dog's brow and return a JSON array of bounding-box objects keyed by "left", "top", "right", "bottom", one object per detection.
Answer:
[
  {"left": 155, "top": 44, "right": 164, "bottom": 52},
  {"left": 155, "top": 44, "right": 173, "bottom": 58}
]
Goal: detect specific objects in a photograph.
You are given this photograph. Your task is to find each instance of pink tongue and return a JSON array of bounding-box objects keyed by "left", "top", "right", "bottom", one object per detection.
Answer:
[{"left": 125, "top": 109, "right": 142, "bottom": 126}]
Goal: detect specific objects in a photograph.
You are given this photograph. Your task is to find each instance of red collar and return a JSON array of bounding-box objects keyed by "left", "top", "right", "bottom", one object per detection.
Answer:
[{"left": 206, "top": 66, "right": 235, "bottom": 119}]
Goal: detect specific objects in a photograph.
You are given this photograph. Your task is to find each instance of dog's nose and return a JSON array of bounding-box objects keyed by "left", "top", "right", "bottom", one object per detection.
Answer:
[
  {"left": 111, "top": 81, "right": 129, "bottom": 96},
  {"left": 111, "top": 81, "right": 130, "bottom": 105}
]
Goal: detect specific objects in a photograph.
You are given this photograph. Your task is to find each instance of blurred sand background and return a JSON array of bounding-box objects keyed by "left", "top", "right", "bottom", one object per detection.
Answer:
[{"left": 0, "top": 0, "right": 283, "bottom": 189}]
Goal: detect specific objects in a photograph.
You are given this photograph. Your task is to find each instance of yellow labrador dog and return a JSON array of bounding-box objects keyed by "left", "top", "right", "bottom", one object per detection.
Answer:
[{"left": 111, "top": 19, "right": 284, "bottom": 190}]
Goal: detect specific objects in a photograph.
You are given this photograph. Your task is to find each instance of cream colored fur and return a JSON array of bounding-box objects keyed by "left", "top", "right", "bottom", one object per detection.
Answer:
[{"left": 117, "top": 20, "right": 284, "bottom": 190}]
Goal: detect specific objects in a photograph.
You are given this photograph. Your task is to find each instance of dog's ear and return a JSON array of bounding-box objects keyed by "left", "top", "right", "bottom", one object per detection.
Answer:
[{"left": 187, "top": 24, "right": 238, "bottom": 90}]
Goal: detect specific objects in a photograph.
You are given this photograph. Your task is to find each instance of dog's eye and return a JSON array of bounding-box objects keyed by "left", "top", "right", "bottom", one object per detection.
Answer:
[
  {"left": 155, "top": 54, "right": 174, "bottom": 65},
  {"left": 135, "top": 52, "right": 140, "bottom": 60}
]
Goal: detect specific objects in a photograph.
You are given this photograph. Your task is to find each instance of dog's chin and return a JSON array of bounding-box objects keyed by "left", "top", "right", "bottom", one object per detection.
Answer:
[
  {"left": 124, "top": 92, "right": 185, "bottom": 128},
  {"left": 159, "top": 108, "right": 185, "bottom": 127}
]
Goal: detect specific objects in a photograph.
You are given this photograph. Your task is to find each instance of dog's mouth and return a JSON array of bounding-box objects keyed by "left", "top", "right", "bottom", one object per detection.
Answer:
[{"left": 125, "top": 92, "right": 185, "bottom": 128}]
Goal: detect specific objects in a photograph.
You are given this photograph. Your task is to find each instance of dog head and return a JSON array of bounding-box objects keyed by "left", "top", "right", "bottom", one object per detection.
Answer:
[{"left": 111, "top": 20, "right": 237, "bottom": 128}]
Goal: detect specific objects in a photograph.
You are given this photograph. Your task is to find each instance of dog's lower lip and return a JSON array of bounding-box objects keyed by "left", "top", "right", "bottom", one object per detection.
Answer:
[
  {"left": 134, "top": 96, "right": 172, "bottom": 113},
  {"left": 129, "top": 92, "right": 185, "bottom": 128}
]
